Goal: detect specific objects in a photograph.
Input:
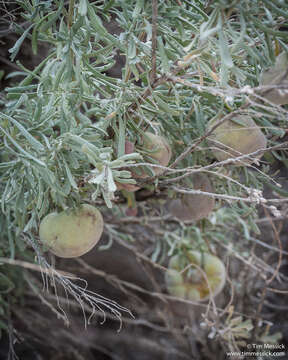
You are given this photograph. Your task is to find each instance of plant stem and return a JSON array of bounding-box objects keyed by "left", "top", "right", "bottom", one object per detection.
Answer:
[
  {"left": 68, "top": 0, "right": 75, "bottom": 29},
  {"left": 151, "top": 0, "right": 158, "bottom": 83}
]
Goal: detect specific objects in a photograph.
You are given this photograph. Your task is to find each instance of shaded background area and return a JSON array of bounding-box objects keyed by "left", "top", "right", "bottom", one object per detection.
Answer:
[
  {"left": 0, "top": 197, "right": 287, "bottom": 360},
  {"left": 0, "top": 3, "right": 49, "bottom": 91}
]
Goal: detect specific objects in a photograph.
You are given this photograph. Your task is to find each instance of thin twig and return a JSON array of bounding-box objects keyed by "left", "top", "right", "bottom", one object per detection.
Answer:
[
  {"left": 171, "top": 186, "right": 264, "bottom": 204},
  {"left": 0, "top": 55, "right": 21, "bottom": 71},
  {"left": 266, "top": 288, "right": 288, "bottom": 294},
  {"left": 67, "top": 0, "right": 75, "bottom": 29},
  {"left": 28, "top": 291, "right": 174, "bottom": 333},
  {"left": 0, "top": 257, "right": 76, "bottom": 278},
  {"left": 264, "top": 207, "right": 283, "bottom": 284},
  {"left": 76, "top": 258, "right": 168, "bottom": 303},
  {"left": 253, "top": 207, "right": 283, "bottom": 338},
  {"left": 126, "top": 53, "right": 200, "bottom": 115},
  {"left": 158, "top": 141, "right": 288, "bottom": 185},
  {"left": 151, "top": 0, "right": 158, "bottom": 83},
  {"left": 24, "top": 272, "right": 68, "bottom": 324}
]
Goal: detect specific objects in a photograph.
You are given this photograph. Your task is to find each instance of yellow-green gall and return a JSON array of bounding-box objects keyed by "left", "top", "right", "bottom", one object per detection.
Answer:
[
  {"left": 134, "top": 131, "right": 172, "bottom": 178},
  {"left": 39, "top": 204, "right": 104, "bottom": 258},
  {"left": 168, "top": 174, "right": 215, "bottom": 222},
  {"left": 259, "top": 52, "right": 288, "bottom": 105},
  {"left": 207, "top": 115, "right": 267, "bottom": 165},
  {"left": 165, "top": 251, "right": 226, "bottom": 302}
]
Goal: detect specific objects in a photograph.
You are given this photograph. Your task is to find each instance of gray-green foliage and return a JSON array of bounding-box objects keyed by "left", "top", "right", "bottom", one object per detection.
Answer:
[{"left": 0, "top": 0, "right": 288, "bottom": 343}]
